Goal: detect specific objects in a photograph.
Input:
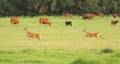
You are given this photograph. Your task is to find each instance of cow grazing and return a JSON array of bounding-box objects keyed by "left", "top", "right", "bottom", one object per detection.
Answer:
[
  {"left": 98, "top": 13, "right": 104, "bottom": 17},
  {"left": 39, "top": 18, "right": 51, "bottom": 26},
  {"left": 112, "top": 14, "right": 118, "bottom": 18},
  {"left": 10, "top": 17, "right": 20, "bottom": 25},
  {"left": 82, "top": 29, "right": 103, "bottom": 39},
  {"left": 111, "top": 20, "right": 118, "bottom": 26},
  {"left": 82, "top": 13, "right": 95, "bottom": 20},
  {"left": 65, "top": 21, "right": 72, "bottom": 26},
  {"left": 65, "top": 13, "right": 73, "bottom": 17},
  {"left": 24, "top": 28, "right": 41, "bottom": 41}
]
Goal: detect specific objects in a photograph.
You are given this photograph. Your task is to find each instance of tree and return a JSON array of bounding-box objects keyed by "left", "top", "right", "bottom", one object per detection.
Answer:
[
  {"left": 116, "top": 0, "right": 120, "bottom": 13},
  {"left": 74, "top": 0, "right": 83, "bottom": 14},
  {"left": 81, "top": 0, "right": 100, "bottom": 14},
  {"left": 0, "top": 0, "right": 10, "bottom": 16},
  {"left": 97, "top": 0, "right": 107, "bottom": 13},
  {"left": 0, "top": 0, "right": 119, "bottom": 16},
  {"left": 106, "top": 0, "right": 117, "bottom": 14},
  {"left": 49, "top": 0, "right": 57, "bottom": 14}
]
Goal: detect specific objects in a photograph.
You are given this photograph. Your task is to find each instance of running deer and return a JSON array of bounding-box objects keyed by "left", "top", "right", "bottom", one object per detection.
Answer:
[
  {"left": 82, "top": 29, "right": 103, "bottom": 39},
  {"left": 24, "top": 28, "right": 41, "bottom": 41}
]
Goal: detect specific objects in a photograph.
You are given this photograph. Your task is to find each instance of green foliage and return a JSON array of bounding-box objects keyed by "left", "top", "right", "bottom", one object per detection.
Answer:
[
  {"left": 105, "top": 0, "right": 118, "bottom": 13},
  {"left": 0, "top": 0, "right": 120, "bottom": 16},
  {"left": 71, "top": 58, "right": 86, "bottom": 64},
  {"left": 81, "top": 0, "right": 101, "bottom": 13}
]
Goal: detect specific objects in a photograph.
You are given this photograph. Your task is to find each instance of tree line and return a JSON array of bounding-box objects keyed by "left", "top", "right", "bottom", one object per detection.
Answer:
[{"left": 0, "top": 0, "right": 120, "bottom": 16}]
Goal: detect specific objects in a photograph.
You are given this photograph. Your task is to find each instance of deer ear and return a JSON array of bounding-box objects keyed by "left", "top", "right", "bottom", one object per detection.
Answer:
[
  {"left": 23, "top": 28, "right": 27, "bottom": 30},
  {"left": 82, "top": 28, "right": 87, "bottom": 32},
  {"left": 97, "top": 32, "right": 100, "bottom": 33}
]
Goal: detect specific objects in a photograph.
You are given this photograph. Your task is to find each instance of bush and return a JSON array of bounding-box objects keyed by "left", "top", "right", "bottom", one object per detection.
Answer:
[
  {"left": 71, "top": 58, "right": 101, "bottom": 64},
  {"left": 101, "top": 48, "right": 113, "bottom": 53}
]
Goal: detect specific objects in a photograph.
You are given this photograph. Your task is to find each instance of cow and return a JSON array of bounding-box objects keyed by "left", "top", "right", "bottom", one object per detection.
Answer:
[
  {"left": 118, "top": 14, "right": 120, "bottom": 17},
  {"left": 65, "top": 13, "right": 73, "bottom": 17},
  {"left": 10, "top": 17, "right": 20, "bottom": 25},
  {"left": 24, "top": 28, "right": 41, "bottom": 41},
  {"left": 39, "top": 18, "right": 51, "bottom": 26},
  {"left": 112, "top": 14, "right": 118, "bottom": 18},
  {"left": 82, "top": 29, "right": 103, "bottom": 39},
  {"left": 65, "top": 21, "right": 72, "bottom": 26},
  {"left": 98, "top": 13, "right": 104, "bottom": 17},
  {"left": 82, "top": 13, "right": 95, "bottom": 20},
  {"left": 111, "top": 20, "right": 118, "bottom": 26}
]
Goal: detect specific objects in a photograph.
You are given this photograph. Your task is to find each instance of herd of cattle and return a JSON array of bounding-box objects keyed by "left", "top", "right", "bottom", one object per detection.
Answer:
[
  {"left": 10, "top": 13, "right": 119, "bottom": 41},
  {"left": 10, "top": 13, "right": 119, "bottom": 26}
]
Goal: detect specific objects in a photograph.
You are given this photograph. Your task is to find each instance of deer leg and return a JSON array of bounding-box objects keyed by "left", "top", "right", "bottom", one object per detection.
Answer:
[{"left": 99, "top": 35, "right": 103, "bottom": 39}]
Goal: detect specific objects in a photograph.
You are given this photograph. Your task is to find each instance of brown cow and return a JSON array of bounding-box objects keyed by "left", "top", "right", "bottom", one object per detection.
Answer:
[
  {"left": 111, "top": 20, "right": 118, "bottom": 26},
  {"left": 10, "top": 17, "right": 20, "bottom": 25},
  {"left": 82, "top": 13, "right": 95, "bottom": 20},
  {"left": 39, "top": 18, "right": 51, "bottom": 26},
  {"left": 65, "top": 13, "right": 73, "bottom": 17},
  {"left": 98, "top": 13, "right": 104, "bottom": 17},
  {"left": 112, "top": 14, "right": 118, "bottom": 18}
]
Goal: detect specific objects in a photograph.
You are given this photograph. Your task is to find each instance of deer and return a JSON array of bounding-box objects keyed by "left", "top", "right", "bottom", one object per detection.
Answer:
[
  {"left": 82, "top": 29, "right": 103, "bottom": 39},
  {"left": 24, "top": 28, "right": 41, "bottom": 41}
]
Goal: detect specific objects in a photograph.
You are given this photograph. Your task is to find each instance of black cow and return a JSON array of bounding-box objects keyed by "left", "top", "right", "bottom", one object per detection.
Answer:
[
  {"left": 111, "top": 20, "right": 119, "bottom": 26},
  {"left": 65, "top": 21, "right": 72, "bottom": 26}
]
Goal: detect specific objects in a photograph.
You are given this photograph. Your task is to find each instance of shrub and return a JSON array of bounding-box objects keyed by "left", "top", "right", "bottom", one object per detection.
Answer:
[
  {"left": 71, "top": 58, "right": 101, "bottom": 64},
  {"left": 101, "top": 48, "right": 113, "bottom": 53}
]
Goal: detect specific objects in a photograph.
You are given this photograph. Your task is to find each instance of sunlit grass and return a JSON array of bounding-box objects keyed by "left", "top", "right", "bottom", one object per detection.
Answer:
[{"left": 0, "top": 16, "right": 120, "bottom": 64}]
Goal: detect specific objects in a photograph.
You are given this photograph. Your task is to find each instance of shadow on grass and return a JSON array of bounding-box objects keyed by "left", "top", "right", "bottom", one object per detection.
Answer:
[
  {"left": 71, "top": 58, "right": 101, "bottom": 64},
  {"left": 23, "top": 60, "right": 44, "bottom": 63},
  {"left": 0, "top": 50, "right": 15, "bottom": 54}
]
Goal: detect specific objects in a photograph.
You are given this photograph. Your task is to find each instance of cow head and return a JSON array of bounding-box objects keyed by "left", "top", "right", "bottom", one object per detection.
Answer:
[{"left": 48, "top": 23, "right": 51, "bottom": 26}]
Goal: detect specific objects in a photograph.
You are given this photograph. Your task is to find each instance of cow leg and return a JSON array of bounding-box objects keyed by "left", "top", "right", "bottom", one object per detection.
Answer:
[
  {"left": 37, "top": 37, "right": 40, "bottom": 41},
  {"left": 38, "top": 38, "right": 40, "bottom": 41}
]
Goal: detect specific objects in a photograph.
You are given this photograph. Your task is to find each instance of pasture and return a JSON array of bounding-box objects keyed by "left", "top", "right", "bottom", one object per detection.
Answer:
[{"left": 0, "top": 16, "right": 120, "bottom": 64}]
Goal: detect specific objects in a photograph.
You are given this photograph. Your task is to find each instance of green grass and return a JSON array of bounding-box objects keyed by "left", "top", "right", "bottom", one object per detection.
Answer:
[{"left": 0, "top": 16, "right": 120, "bottom": 64}]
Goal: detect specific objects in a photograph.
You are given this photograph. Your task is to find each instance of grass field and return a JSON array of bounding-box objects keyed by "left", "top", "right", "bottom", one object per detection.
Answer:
[{"left": 0, "top": 16, "right": 120, "bottom": 64}]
